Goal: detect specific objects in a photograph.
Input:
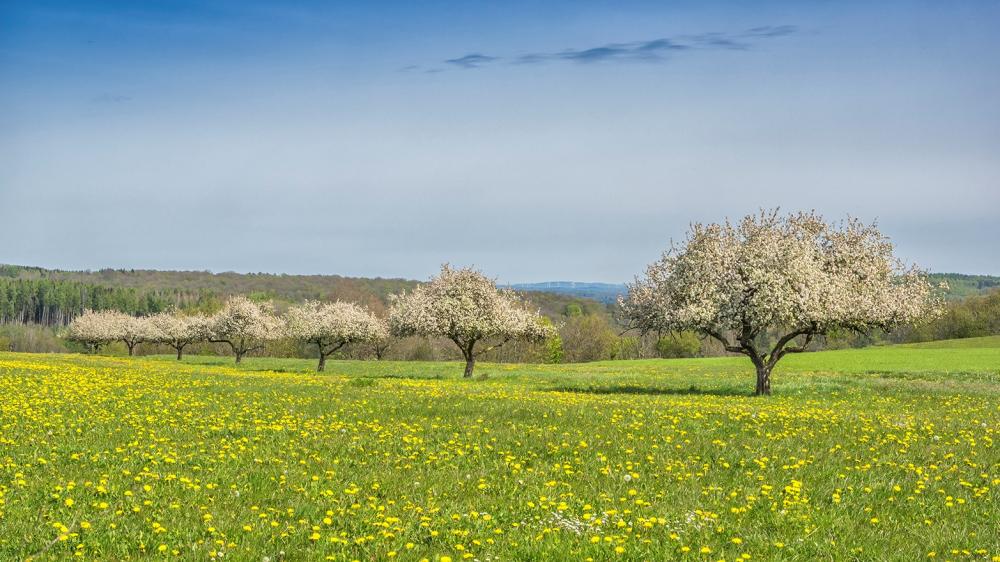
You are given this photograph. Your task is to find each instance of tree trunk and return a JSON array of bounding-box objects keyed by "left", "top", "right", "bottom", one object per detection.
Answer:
[
  {"left": 127, "top": 342, "right": 135, "bottom": 356},
  {"left": 317, "top": 351, "right": 327, "bottom": 372},
  {"left": 176, "top": 346, "right": 183, "bottom": 361},
  {"left": 463, "top": 356, "right": 475, "bottom": 378},
  {"left": 235, "top": 351, "right": 244, "bottom": 364},
  {"left": 755, "top": 365, "right": 772, "bottom": 396}
]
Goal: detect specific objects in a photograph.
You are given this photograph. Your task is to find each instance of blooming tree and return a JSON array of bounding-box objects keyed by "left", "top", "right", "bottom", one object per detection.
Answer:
[
  {"left": 369, "top": 331, "right": 392, "bottom": 360},
  {"left": 286, "top": 300, "right": 388, "bottom": 371},
  {"left": 109, "top": 312, "right": 157, "bottom": 356},
  {"left": 65, "top": 310, "right": 119, "bottom": 353},
  {"left": 149, "top": 311, "right": 210, "bottom": 360},
  {"left": 389, "top": 265, "right": 554, "bottom": 377},
  {"left": 207, "top": 296, "right": 284, "bottom": 364},
  {"left": 620, "top": 210, "right": 940, "bottom": 395},
  {"left": 66, "top": 310, "right": 157, "bottom": 355}
]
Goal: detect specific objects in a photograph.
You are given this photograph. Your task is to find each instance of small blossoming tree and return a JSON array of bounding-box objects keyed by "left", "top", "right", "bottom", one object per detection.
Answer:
[
  {"left": 208, "top": 296, "right": 283, "bottom": 364},
  {"left": 109, "top": 312, "right": 157, "bottom": 356},
  {"left": 620, "top": 210, "right": 940, "bottom": 395},
  {"left": 149, "top": 311, "right": 211, "bottom": 360},
  {"left": 369, "top": 331, "right": 392, "bottom": 360},
  {"left": 66, "top": 310, "right": 119, "bottom": 353},
  {"left": 389, "top": 265, "right": 554, "bottom": 377},
  {"left": 286, "top": 300, "right": 388, "bottom": 371}
]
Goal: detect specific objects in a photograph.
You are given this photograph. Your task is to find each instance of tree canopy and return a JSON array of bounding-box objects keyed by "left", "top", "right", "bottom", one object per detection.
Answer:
[
  {"left": 389, "top": 265, "right": 553, "bottom": 377},
  {"left": 621, "top": 210, "right": 940, "bottom": 394}
]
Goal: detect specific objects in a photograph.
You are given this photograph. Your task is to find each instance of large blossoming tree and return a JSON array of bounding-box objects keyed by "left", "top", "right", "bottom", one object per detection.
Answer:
[
  {"left": 389, "top": 265, "right": 554, "bottom": 377},
  {"left": 149, "top": 311, "right": 211, "bottom": 360},
  {"left": 286, "top": 300, "right": 388, "bottom": 371},
  {"left": 208, "top": 296, "right": 284, "bottom": 364},
  {"left": 620, "top": 210, "right": 940, "bottom": 395}
]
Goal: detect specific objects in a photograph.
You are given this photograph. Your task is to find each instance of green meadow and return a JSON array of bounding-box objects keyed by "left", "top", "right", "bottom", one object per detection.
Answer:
[{"left": 1, "top": 338, "right": 997, "bottom": 560}]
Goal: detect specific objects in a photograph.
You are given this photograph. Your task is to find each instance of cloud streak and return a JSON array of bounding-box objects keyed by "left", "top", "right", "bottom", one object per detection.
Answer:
[
  {"left": 444, "top": 53, "right": 497, "bottom": 69},
  {"left": 424, "top": 25, "right": 796, "bottom": 71}
]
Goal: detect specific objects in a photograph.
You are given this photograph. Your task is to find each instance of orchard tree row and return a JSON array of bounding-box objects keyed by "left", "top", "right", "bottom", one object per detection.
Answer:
[
  {"left": 67, "top": 265, "right": 555, "bottom": 376},
  {"left": 67, "top": 210, "right": 943, "bottom": 392}
]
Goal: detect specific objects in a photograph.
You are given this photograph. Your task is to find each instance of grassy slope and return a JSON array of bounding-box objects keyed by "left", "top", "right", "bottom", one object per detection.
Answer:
[{"left": 0, "top": 339, "right": 996, "bottom": 560}]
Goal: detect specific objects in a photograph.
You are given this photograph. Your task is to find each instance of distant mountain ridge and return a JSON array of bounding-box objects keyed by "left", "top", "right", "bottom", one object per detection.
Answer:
[{"left": 509, "top": 281, "right": 627, "bottom": 304}]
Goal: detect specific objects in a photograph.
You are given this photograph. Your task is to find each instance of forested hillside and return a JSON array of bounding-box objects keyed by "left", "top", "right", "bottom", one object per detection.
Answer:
[
  {"left": 930, "top": 273, "right": 1000, "bottom": 298},
  {"left": 0, "top": 264, "right": 607, "bottom": 327},
  {"left": 2, "top": 264, "right": 997, "bottom": 359}
]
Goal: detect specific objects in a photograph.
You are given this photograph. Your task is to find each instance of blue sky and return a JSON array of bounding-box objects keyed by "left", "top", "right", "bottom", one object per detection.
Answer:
[{"left": 2, "top": 0, "right": 998, "bottom": 282}]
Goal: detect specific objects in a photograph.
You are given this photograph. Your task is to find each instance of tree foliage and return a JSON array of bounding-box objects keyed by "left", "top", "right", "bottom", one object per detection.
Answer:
[
  {"left": 621, "top": 210, "right": 940, "bottom": 395},
  {"left": 65, "top": 310, "right": 120, "bottom": 352},
  {"left": 389, "top": 265, "right": 553, "bottom": 377},
  {"left": 286, "top": 300, "right": 388, "bottom": 371},
  {"left": 148, "top": 311, "right": 211, "bottom": 360},
  {"left": 207, "top": 296, "right": 284, "bottom": 364}
]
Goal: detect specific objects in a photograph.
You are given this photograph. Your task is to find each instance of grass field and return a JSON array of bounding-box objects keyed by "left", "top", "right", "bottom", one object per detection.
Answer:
[{"left": 0, "top": 340, "right": 997, "bottom": 561}]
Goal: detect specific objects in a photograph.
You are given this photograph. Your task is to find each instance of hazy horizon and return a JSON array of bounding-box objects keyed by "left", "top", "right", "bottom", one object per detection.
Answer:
[{"left": 4, "top": 260, "right": 996, "bottom": 287}]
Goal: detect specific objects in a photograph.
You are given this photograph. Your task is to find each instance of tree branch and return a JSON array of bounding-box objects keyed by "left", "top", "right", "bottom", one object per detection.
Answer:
[
  {"left": 320, "top": 341, "right": 347, "bottom": 357},
  {"left": 703, "top": 329, "right": 748, "bottom": 355},
  {"left": 474, "top": 336, "right": 513, "bottom": 357},
  {"left": 766, "top": 326, "right": 818, "bottom": 367}
]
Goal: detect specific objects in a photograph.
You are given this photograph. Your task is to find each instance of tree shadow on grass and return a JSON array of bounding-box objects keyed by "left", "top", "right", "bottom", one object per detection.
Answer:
[{"left": 543, "top": 384, "right": 750, "bottom": 397}]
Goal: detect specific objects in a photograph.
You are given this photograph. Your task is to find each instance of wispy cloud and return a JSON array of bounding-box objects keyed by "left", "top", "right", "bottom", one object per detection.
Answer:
[
  {"left": 745, "top": 25, "right": 798, "bottom": 38},
  {"left": 547, "top": 38, "right": 689, "bottom": 63},
  {"left": 420, "top": 25, "right": 796, "bottom": 71},
  {"left": 444, "top": 53, "right": 497, "bottom": 69}
]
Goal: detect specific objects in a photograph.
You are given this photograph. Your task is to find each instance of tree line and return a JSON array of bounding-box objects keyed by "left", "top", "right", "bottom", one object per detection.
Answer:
[
  {"left": 0, "top": 277, "right": 219, "bottom": 326},
  {"left": 67, "top": 265, "right": 554, "bottom": 377},
  {"left": 62, "top": 210, "right": 948, "bottom": 394}
]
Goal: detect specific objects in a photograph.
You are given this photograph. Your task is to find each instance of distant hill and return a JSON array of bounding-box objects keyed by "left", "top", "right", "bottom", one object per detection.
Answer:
[
  {"left": 1, "top": 264, "right": 417, "bottom": 312},
  {"left": 513, "top": 273, "right": 1000, "bottom": 303},
  {"left": 929, "top": 273, "right": 1000, "bottom": 299},
  {"left": 0, "top": 264, "right": 993, "bottom": 329},
  {"left": 0, "top": 264, "right": 608, "bottom": 326},
  {"left": 509, "top": 281, "right": 627, "bottom": 304}
]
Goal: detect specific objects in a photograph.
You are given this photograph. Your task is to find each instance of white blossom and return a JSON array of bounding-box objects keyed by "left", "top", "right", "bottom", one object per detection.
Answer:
[
  {"left": 389, "top": 264, "right": 554, "bottom": 377},
  {"left": 207, "top": 296, "right": 283, "bottom": 364},
  {"left": 285, "top": 300, "right": 388, "bottom": 371},
  {"left": 620, "top": 210, "right": 941, "bottom": 395},
  {"left": 65, "top": 310, "right": 119, "bottom": 352},
  {"left": 148, "top": 311, "right": 211, "bottom": 360},
  {"left": 65, "top": 310, "right": 156, "bottom": 355},
  {"left": 110, "top": 312, "right": 158, "bottom": 356}
]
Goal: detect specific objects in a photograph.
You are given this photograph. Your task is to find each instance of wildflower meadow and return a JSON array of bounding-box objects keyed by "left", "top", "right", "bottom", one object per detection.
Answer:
[{"left": 1, "top": 337, "right": 997, "bottom": 560}]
